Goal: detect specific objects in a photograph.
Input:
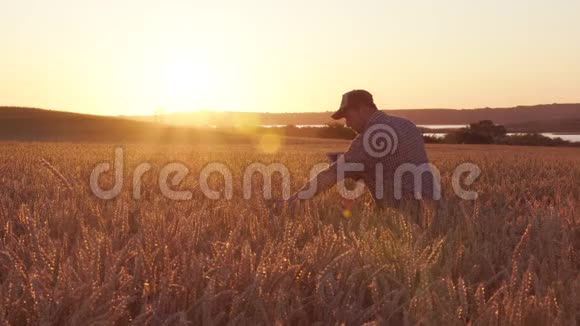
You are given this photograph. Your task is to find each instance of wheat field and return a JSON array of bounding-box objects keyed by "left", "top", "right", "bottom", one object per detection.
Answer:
[{"left": 0, "top": 141, "right": 578, "bottom": 325}]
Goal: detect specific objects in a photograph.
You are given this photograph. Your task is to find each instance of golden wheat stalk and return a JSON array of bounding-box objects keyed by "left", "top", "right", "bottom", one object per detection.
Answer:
[{"left": 39, "top": 158, "right": 73, "bottom": 192}]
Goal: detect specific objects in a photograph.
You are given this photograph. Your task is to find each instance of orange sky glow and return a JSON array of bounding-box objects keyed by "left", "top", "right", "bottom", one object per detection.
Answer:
[{"left": 2, "top": 0, "right": 579, "bottom": 116}]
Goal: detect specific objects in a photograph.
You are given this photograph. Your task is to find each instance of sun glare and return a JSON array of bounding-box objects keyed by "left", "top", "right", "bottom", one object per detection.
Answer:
[
  {"left": 257, "top": 133, "right": 282, "bottom": 154},
  {"left": 164, "top": 62, "right": 209, "bottom": 99},
  {"left": 156, "top": 51, "right": 217, "bottom": 112}
]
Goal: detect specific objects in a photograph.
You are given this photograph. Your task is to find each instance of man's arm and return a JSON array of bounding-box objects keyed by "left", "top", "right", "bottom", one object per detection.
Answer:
[{"left": 290, "top": 134, "right": 369, "bottom": 201}]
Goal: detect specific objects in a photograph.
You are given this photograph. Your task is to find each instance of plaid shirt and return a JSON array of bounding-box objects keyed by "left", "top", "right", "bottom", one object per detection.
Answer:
[{"left": 297, "top": 111, "right": 438, "bottom": 206}]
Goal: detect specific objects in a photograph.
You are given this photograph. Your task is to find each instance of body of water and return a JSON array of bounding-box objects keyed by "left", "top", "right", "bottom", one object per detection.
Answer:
[
  {"left": 417, "top": 124, "right": 467, "bottom": 129},
  {"left": 513, "top": 133, "right": 580, "bottom": 142},
  {"left": 211, "top": 124, "right": 580, "bottom": 142},
  {"left": 424, "top": 132, "right": 580, "bottom": 142},
  {"left": 261, "top": 124, "right": 469, "bottom": 129}
]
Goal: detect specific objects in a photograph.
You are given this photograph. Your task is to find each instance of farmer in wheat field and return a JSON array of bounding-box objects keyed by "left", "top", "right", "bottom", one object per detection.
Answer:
[{"left": 286, "top": 89, "right": 440, "bottom": 222}]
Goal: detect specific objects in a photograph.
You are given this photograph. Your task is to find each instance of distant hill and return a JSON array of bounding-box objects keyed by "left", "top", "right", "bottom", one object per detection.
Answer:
[
  {"left": 0, "top": 107, "right": 250, "bottom": 143},
  {"left": 128, "top": 103, "right": 580, "bottom": 132},
  {"left": 505, "top": 118, "right": 580, "bottom": 134},
  {"left": 387, "top": 104, "right": 580, "bottom": 127},
  {"left": 0, "top": 107, "right": 351, "bottom": 145},
  {"left": 3, "top": 104, "right": 580, "bottom": 144}
]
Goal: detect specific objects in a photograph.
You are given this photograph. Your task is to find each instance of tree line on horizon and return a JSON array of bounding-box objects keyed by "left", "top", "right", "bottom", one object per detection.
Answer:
[{"left": 274, "top": 121, "right": 579, "bottom": 147}]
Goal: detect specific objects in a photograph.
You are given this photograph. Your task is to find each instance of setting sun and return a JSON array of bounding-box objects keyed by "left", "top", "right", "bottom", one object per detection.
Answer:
[
  {"left": 153, "top": 50, "right": 219, "bottom": 112},
  {"left": 3, "top": 0, "right": 578, "bottom": 116}
]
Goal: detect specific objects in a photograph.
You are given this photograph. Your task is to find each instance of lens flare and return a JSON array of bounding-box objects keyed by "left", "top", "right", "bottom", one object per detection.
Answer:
[{"left": 258, "top": 133, "right": 282, "bottom": 154}]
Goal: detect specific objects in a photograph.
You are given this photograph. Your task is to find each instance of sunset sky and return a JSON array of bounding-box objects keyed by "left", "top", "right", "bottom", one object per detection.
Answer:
[{"left": 2, "top": 0, "right": 579, "bottom": 115}]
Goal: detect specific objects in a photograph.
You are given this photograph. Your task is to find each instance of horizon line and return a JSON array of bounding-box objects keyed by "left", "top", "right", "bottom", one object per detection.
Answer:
[{"left": 1, "top": 102, "right": 580, "bottom": 118}]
